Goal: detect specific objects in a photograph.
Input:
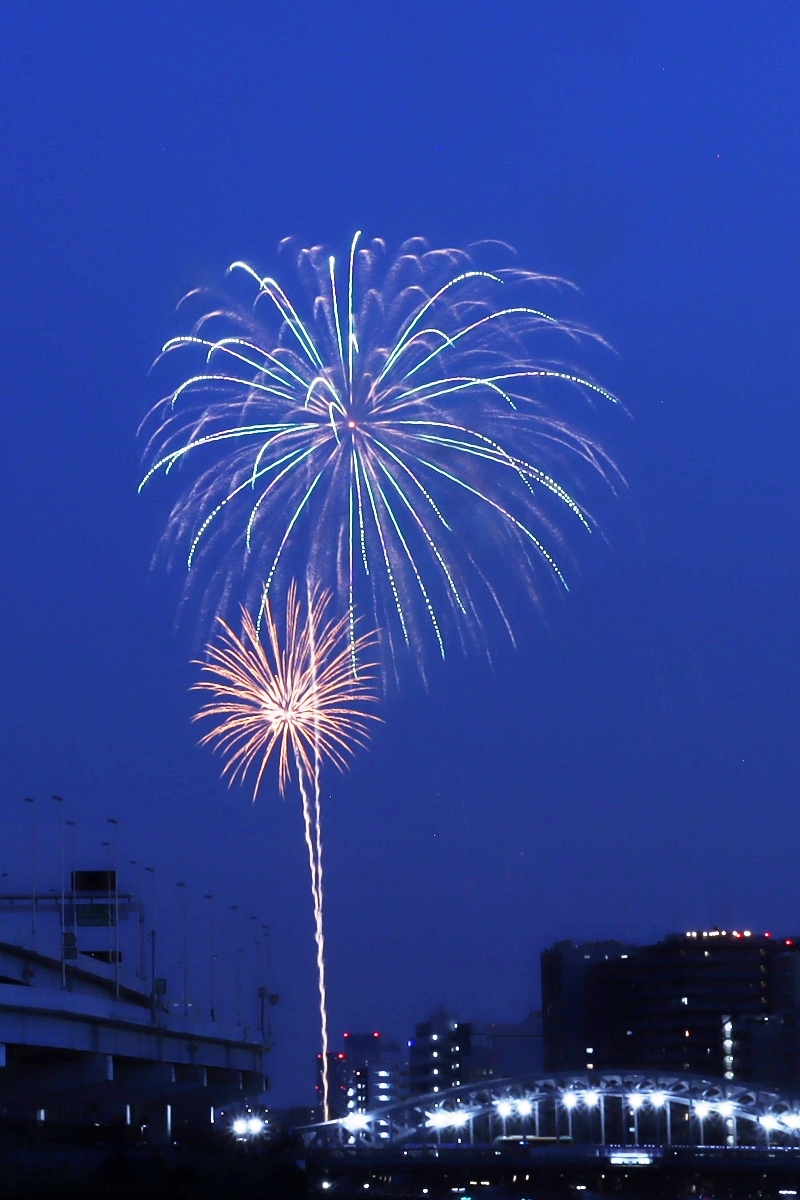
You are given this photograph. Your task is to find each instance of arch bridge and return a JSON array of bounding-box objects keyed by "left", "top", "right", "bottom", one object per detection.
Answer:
[{"left": 302, "top": 1072, "right": 800, "bottom": 1153}]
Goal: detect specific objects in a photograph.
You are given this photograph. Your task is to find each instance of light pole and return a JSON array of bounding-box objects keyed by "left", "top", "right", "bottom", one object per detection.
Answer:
[
  {"left": 231, "top": 905, "right": 241, "bottom": 1026},
  {"left": 107, "top": 819, "right": 119, "bottom": 998},
  {"left": 24, "top": 798, "right": 36, "bottom": 935},
  {"left": 52, "top": 797, "right": 66, "bottom": 985},
  {"left": 177, "top": 882, "right": 189, "bottom": 1017},
  {"left": 204, "top": 894, "right": 216, "bottom": 1021},
  {"left": 144, "top": 866, "right": 156, "bottom": 1014},
  {"left": 261, "top": 924, "right": 274, "bottom": 1039},
  {"left": 629, "top": 1093, "right": 643, "bottom": 1146},
  {"left": 562, "top": 1092, "right": 576, "bottom": 1140},
  {"left": 695, "top": 1100, "right": 709, "bottom": 1146},
  {"left": 130, "top": 860, "right": 144, "bottom": 979}
]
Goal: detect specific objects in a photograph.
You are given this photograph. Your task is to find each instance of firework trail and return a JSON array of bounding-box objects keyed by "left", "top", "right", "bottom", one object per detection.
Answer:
[
  {"left": 140, "top": 234, "right": 620, "bottom": 680},
  {"left": 192, "top": 582, "right": 379, "bottom": 1119}
]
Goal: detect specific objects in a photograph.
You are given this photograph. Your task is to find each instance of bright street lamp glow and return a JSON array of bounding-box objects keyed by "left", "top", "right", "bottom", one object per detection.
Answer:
[
  {"left": 495, "top": 1101, "right": 513, "bottom": 1119},
  {"left": 426, "top": 1109, "right": 469, "bottom": 1130},
  {"left": 694, "top": 1102, "right": 710, "bottom": 1120},
  {"left": 232, "top": 1118, "right": 248, "bottom": 1136},
  {"left": 247, "top": 1116, "right": 264, "bottom": 1134},
  {"left": 562, "top": 1092, "right": 577, "bottom": 1109},
  {"left": 342, "top": 1113, "right": 371, "bottom": 1133},
  {"left": 651, "top": 1092, "right": 666, "bottom": 1108},
  {"left": 760, "top": 1114, "right": 779, "bottom": 1131},
  {"left": 628, "top": 1093, "right": 644, "bottom": 1110},
  {"left": 582, "top": 1091, "right": 599, "bottom": 1107},
  {"left": 516, "top": 1100, "right": 533, "bottom": 1118},
  {"left": 717, "top": 1102, "right": 734, "bottom": 1119}
]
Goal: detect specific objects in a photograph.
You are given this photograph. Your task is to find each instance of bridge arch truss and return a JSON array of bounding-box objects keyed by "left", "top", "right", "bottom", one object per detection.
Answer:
[{"left": 302, "top": 1072, "right": 800, "bottom": 1152}]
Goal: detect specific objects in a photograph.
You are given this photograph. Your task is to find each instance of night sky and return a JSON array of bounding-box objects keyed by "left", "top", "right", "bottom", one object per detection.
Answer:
[{"left": 3, "top": 2, "right": 799, "bottom": 1105}]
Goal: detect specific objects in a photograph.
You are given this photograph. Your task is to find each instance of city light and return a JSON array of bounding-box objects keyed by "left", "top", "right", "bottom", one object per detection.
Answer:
[
  {"left": 426, "top": 1108, "right": 471, "bottom": 1131},
  {"left": 342, "top": 1113, "right": 371, "bottom": 1133},
  {"left": 562, "top": 1092, "right": 577, "bottom": 1109},
  {"left": 231, "top": 1114, "right": 265, "bottom": 1138},
  {"left": 495, "top": 1100, "right": 513, "bottom": 1119},
  {"left": 582, "top": 1091, "right": 599, "bottom": 1107}
]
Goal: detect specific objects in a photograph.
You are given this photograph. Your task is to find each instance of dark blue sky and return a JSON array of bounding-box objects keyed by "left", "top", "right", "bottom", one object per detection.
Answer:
[{"left": 2, "top": 2, "right": 799, "bottom": 1104}]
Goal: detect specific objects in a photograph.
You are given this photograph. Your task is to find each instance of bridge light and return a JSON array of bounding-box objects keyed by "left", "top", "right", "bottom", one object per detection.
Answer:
[
  {"left": 694, "top": 1102, "right": 710, "bottom": 1119},
  {"left": 651, "top": 1092, "right": 666, "bottom": 1108},
  {"left": 582, "top": 1091, "right": 599, "bottom": 1107},
  {"left": 562, "top": 1093, "right": 577, "bottom": 1109},
  {"left": 495, "top": 1101, "right": 513, "bottom": 1119},
  {"left": 717, "top": 1102, "right": 734, "bottom": 1119},
  {"left": 760, "top": 1114, "right": 779, "bottom": 1131},
  {"left": 342, "top": 1113, "right": 371, "bottom": 1133},
  {"left": 516, "top": 1100, "right": 532, "bottom": 1118},
  {"left": 628, "top": 1094, "right": 644, "bottom": 1111},
  {"left": 427, "top": 1109, "right": 468, "bottom": 1130}
]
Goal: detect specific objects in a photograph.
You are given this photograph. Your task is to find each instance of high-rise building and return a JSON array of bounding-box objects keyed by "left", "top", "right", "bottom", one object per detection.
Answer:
[
  {"left": 317, "top": 1031, "right": 404, "bottom": 1118},
  {"left": 542, "top": 928, "right": 800, "bottom": 1087},
  {"left": 408, "top": 1008, "right": 469, "bottom": 1095},
  {"left": 408, "top": 1007, "right": 543, "bottom": 1094},
  {"left": 467, "top": 1012, "right": 543, "bottom": 1080},
  {"left": 541, "top": 939, "right": 634, "bottom": 1072}
]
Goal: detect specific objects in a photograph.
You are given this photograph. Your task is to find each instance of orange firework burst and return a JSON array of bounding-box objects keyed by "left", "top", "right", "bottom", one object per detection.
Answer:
[
  {"left": 192, "top": 582, "right": 379, "bottom": 1120},
  {"left": 192, "top": 582, "right": 379, "bottom": 796}
]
